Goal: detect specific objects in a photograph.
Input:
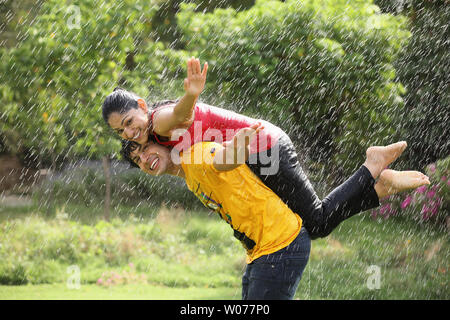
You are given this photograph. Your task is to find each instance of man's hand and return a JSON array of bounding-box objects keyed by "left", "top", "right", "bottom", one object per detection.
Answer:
[
  {"left": 184, "top": 57, "right": 208, "bottom": 97},
  {"left": 223, "top": 122, "right": 264, "bottom": 161},
  {"left": 213, "top": 122, "right": 264, "bottom": 172}
]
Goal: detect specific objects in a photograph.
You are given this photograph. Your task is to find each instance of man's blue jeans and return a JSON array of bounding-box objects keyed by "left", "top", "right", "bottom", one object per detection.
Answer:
[{"left": 242, "top": 226, "right": 311, "bottom": 300}]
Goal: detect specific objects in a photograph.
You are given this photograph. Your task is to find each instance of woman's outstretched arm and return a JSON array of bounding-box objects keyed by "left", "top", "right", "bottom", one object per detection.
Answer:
[{"left": 152, "top": 57, "right": 208, "bottom": 137}]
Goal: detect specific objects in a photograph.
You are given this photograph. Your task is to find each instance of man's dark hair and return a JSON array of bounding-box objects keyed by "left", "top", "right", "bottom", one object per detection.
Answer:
[
  {"left": 120, "top": 139, "right": 140, "bottom": 168},
  {"left": 120, "top": 134, "right": 164, "bottom": 169}
]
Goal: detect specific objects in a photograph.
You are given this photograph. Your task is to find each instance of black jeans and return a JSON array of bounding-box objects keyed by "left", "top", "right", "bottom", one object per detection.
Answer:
[{"left": 246, "top": 134, "right": 380, "bottom": 239}]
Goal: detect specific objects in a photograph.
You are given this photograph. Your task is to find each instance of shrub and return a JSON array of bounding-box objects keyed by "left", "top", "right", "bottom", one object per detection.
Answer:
[
  {"left": 96, "top": 263, "right": 148, "bottom": 287},
  {"left": 0, "top": 263, "right": 28, "bottom": 285},
  {"left": 33, "top": 161, "right": 204, "bottom": 214},
  {"left": 371, "top": 156, "right": 450, "bottom": 229},
  {"left": 177, "top": 0, "right": 410, "bottom": 177},
  {"left": 0, "top": 212, "right": 243, "bottom": 286},
  {"left": 0, "top": 0, "right": 189, "bottom": 164},
  {"left": 373, "top": 0, "right": 449, "bottom": 170}
]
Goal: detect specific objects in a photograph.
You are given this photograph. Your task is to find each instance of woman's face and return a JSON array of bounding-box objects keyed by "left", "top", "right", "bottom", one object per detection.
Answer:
[{"left": 107, "top": 100, "right": 149, "bottom": 145}]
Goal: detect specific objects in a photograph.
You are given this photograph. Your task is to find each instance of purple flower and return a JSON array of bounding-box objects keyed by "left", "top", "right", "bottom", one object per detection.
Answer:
[
  {"left": 371, "top": 209, "right": 378, "bottom": 219},
  {"left": 426, "top": 189, "right": 436, "bottom": 199},
  {"left": 401, "top": 195, "right": 412, "bottom": 209},
  {"left": 430, "top": 198, "right": 442, "bottom": 217},
  {"left": 422, "top": 205, "right": 430, "bottom": 220},
  {"left": 415, "top": 185, "right": 427, "bottom": 194},
  {"left": 428, "top": 163, "right": 436, "bottom": 173},
  {"left": 430, "top": 205, "right": 438, "bottom": 217},
  {"left": 380, "top": 203, "right": 389, "bottom": 214},
  {"left": 379, "top": 203, "right": 396, "bottom": 218}
]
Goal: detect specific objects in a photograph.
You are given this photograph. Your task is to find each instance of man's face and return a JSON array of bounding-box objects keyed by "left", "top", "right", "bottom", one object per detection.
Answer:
[{"left": 129, "top": 141, "right": 172, "bottom": 176}]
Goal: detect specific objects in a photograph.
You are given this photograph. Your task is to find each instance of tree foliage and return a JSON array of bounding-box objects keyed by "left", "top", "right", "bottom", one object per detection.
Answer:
[
  {"left": 393, "top": 0, "right": 450, "bottom": 169},
  {"left": 0, "top": 0, "right": 186, "bottom": 165},
  {"left": 177, "top": 0, "right": 410, "bottom": 175},
  {"left": 3, "top": 0, "right": 444, "bottom": 178}
]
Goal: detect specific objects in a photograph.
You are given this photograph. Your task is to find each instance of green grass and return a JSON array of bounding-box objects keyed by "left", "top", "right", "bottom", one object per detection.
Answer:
[
  {"left": 299, "top": 215, "right": 449, "bottom": 299},
  {"left": 0, "top": 284, "right": 239, "bottom": 300},
  {"left": 0, "top": 202, "right": 448, "bottom": 300}
]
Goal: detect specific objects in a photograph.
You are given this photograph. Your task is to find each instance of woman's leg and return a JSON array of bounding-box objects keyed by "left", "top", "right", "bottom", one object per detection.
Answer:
[
  {"left": 246, "top": 134, "right": 405, "bottom": 239},
  {"left": 242, "top": 227, "right": 311, "bottom": 300}
]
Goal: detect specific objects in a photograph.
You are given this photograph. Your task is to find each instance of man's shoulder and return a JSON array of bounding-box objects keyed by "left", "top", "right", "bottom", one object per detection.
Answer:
[
  {"left": 181, "top": 142, "right": 222, "bottom": 168},
  {"left": 186, "top": 141, "right": 221, "bottom": 155}
]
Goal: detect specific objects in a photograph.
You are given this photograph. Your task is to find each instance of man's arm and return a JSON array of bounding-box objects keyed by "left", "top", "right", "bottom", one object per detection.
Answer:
[
  {"left": 213, "top": 123, "right": 264, "bottom": 172},
  {"left": 152, "top": 57, "right": 208, "bottom": 137}
]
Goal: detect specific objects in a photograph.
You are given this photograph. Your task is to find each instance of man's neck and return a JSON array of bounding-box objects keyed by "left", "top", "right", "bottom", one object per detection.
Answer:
[{"left": 167, "top": 163, "right": 185, "bottom": 179}]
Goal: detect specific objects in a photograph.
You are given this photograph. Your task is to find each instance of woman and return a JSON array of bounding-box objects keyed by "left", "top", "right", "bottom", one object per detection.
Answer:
[{"left": 102, "top": 57, "right": 428, "bottom": 239}]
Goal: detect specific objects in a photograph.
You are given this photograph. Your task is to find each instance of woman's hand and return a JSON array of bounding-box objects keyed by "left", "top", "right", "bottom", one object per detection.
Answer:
[
  {"left": 153, "top": 57, "right": 208, "bottom": 136},
  {"left": 184, "top": 57, "right": 208, "bottom": 97}
]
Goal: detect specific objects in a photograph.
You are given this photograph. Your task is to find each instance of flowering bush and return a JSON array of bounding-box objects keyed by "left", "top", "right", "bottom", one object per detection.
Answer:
[
  {"left": 96, "top": 263, "right": 148, "bottom": 287},
  {"left": 372, "top": 156, "right": 450, "bottom": 229}
]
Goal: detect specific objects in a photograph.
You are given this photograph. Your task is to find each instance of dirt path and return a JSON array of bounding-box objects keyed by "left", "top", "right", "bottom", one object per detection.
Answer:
[
  {"left": 0, "top": 154, "right": 36, "bottom": 207},
  {"left": 0, "top": 193, "right": 33, "bottom": 207}
]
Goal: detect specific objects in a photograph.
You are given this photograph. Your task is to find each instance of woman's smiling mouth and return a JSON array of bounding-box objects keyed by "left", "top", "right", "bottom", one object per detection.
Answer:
[{"left": 132, "top": 130, "right": 140, "bottom": 140}]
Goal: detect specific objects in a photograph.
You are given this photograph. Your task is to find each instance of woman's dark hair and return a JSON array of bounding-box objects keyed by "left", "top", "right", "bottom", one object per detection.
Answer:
[
  {"left": 102, "top": 87, "right": 179, "bottom": 124},
  {"left": 102, "top": 87, "right": 142, "bottom": 123}
]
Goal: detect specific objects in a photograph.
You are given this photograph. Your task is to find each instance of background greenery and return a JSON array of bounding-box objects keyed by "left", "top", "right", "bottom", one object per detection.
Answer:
[
  {"left": 0, "top": 205, "right": 448, "bottom": 299},
  {"left": 1, "top": 0, "right": 448, "bottom": 173}
]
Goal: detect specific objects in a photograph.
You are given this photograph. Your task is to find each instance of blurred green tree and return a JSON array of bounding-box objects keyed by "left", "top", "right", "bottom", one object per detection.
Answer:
[
  {"left": 0, "top": 0, "right": 165, "bottom": 219},
  {"left": 373, "top": 0, "right": 449, "bottom": 169},
  {"left": 151, "top": 0, "right": 255, "bottom": 49},
  {"left": 0, "top": 0, "right": 164, "bottom": 165},
  {"left": 177, "top": 0, "right": 411, "bottom": 179},
  {"left": 394, "top": 0, "right": 449, "bottom": 169}
]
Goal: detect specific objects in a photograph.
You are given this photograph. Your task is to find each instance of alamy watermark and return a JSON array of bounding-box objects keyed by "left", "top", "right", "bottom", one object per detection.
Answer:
[
  {"left": 169, "top": 121, "right": 280, "bottom": 175},
  {"left": 66, "top": 5, "right": 81, "bottom": 30},
  {"left": 67, "top": 265, "right": 81, "bottom": 289},
  {"left": 366, "top": 265, "right": 381, "bottom": 290}
]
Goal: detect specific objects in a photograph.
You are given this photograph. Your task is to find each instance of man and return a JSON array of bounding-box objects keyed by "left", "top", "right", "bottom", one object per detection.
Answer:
[{"left": 121, "top": 123, "right": 430, "bottom": 299}]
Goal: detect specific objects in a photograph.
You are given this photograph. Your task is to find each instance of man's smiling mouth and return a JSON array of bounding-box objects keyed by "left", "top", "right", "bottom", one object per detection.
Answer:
[{"left": 150, "top": 157, "right": 159, "bottom": 171}]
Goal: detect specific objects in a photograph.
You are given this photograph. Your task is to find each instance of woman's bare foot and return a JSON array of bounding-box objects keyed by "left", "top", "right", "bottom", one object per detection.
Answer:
[
  {"left": 374, "top": 169, "right": 430, "bottom": 199},
  {"left": 363, "top": 141, "right": 408, "bottom": 179}
]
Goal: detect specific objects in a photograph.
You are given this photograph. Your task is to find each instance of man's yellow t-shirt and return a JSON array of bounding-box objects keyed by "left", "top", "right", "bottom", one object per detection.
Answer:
[{"left": 180, "top": 142, "right": 302, "bottom": 263}]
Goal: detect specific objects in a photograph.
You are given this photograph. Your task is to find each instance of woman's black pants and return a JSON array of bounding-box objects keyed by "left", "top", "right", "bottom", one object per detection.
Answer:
[{"left": 246, "top": 134, "right": 380, "bottom": 240}]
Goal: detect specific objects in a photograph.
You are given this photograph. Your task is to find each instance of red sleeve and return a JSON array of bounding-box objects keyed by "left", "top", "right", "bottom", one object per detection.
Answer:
[{"left": 150, "top": 105, "right": 178, "bottom": 147}]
